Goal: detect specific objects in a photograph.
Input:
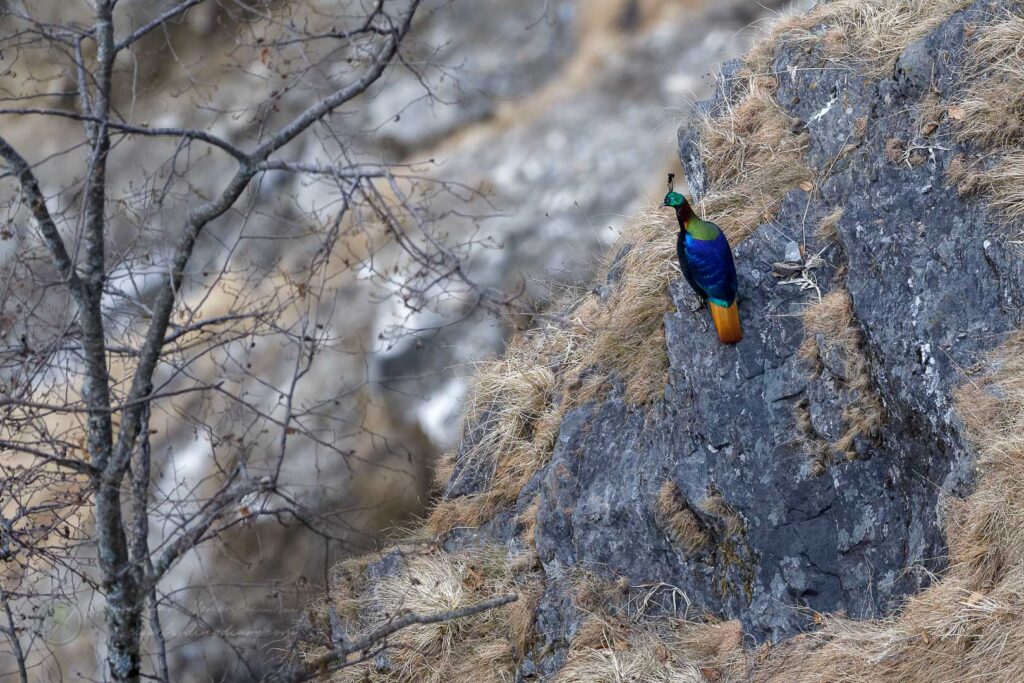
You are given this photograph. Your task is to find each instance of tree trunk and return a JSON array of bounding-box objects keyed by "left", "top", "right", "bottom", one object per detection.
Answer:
[{"left": 96, "top": 480, "right": 142, "bottom": 682}]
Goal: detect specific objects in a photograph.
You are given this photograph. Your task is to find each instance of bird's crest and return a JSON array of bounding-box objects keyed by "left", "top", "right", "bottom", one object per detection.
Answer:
[{"left": 663, "top": 173, "right": 685, "bottom": 207}]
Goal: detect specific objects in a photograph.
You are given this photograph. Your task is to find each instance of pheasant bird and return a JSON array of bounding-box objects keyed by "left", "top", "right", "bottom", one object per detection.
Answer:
[{"left": 663, "top": 185, "right": 742, "bottom": 343}]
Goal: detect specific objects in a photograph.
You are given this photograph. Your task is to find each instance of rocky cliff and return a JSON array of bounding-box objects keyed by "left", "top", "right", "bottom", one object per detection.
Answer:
[{"left": 303, "top": 0, "right": 1024, "bottom": 680}]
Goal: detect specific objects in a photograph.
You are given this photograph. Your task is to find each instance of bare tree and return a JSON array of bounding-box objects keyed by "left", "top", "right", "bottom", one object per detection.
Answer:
[{"left": 0, "top": 1, "right": 511, "bottom": 680}]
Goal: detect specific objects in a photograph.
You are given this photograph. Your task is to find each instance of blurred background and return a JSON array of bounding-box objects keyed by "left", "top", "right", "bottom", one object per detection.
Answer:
[{"left": 0, "top": 0, "right": 792, "bottom": 679}]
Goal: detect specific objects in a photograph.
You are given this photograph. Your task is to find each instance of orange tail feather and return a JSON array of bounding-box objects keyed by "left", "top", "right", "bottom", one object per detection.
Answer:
[{"left": 709, "top": 301, "right": 742, "bottom": 344}]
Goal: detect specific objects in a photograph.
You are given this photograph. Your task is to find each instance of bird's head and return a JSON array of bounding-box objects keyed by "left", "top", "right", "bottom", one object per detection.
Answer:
[
  {"left": 662, "top": 191, "right": 687, "bottom": 210},
  {"left": 663, "top": 173, "right": 692, "bottom": 225},
  {"left": 662, "top": 190, "right": 693, "bottom": 224}
]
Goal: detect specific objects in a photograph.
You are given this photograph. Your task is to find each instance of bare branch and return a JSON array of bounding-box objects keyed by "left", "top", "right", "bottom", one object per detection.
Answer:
[
  {"left": 0, "top": 107, "right": 250, "bottom": 160},
  {"left": 255, "top": 160, "right": 391, "bottom": 178},
  {"left": 250, "top": 0, "right": 420, "bottom": 160},
  {"left": 265, "top": 594, "right": 520, "bottom": 683},
  {"left": 108, "top": 167, "right": 256, "bottom": 483},
  {"left": 0, "top": 135, "right": 84, "bottom": 299},
  {"left": 149, "top": 475, "right": 269, "bottom": 581},
  {"left": 109, "top": 0, "right": 420, "bottom": 489},
  {"left": 114, "top": 0, "right": 210, "bottom": 53},
  {"left": 0, "top": 591, "right": 29, "bottom": 683},
  {"left": 0, "top": 440, "right": 97, "bottom": 476},
  {"left": 79, "top": 0, "right": 117, "bottom": 473}
]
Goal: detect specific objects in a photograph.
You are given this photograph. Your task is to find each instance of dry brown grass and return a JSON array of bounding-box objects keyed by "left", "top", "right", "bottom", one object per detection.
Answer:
[
  {"left": 816, "top": 208, "right": 844, "bottom": 241},
  {"left": 799, "top": 290, "right": 859, "bottom": 366},
  {"left": 518, "top": 495, "right": 541, "bottom": 552},
  {"left": 741, "top": 0, "right": 971, "bottom": 82},
  {"left": 556, "top": 626, "right": 709, "bottom": 683},
  {"left": 972, "top": 152, "right": 1024, "bottom": 226},
  {"left": 700, "top": 494, "right": 745, "bottom": 538},
  {"left": 429, "top": 453, "right": 456, "bottom": 495},
  {"left": 695, "top": 74, "right": 813, "bottom": 243},
  {"left": 799, "top": 289, "right": 883, "bottom": 463},
  {"left": 568, "top": 209, "right": 679, "bottom": 404},
  {"left": 953, "top": 13, "right": 1024, "bottom": 150},
  {"left": 946, "top": 153, "right": 988, "bottom": 198},
  {"left": 917, "top": 90, "right": 947, "bottom": 138},
  {"left": 884, "top": 137, "right": 907, "bottom": 164},
  {"left": 944, "top": 8, "right": 1024, "bottom": 228},
  {"left": 557, "top": 574, "right": 746, "bottom": 682},
  {"left": 656, "top": 481, "right": 711, "bottom": 554},
  {"left": 808, "top": 0, "right": 972, "bottom": 76},
  {"left": 424, "top": 333, "right": 564, "bottom": 536},
  {"left": 307, "top": 545, "right": 542, "bottom": 683},
  {"left": 793, "top": 399, "right": 830, "bottom": 477},
  {"left": 741, "top": 9, "right": 818, "bottom": 78}
]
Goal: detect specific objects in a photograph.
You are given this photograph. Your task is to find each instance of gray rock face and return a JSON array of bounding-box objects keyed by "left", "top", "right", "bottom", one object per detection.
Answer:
[{"left": 431, "top": 0, "right": 1024, "bottom": 675}]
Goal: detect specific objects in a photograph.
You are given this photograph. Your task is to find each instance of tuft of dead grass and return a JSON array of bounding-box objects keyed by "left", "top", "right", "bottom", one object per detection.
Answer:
[
  {"left": 656, "top": 481, "right": 710, "bottom": 554},
  {"left": 424, "top": 333, "right": 565, "bottom": 536},
  {"left": 973, "top": 152, "right": 1024, "bottom": 226},
  {"left": 953, "top": 13, "right": 1024, "bottom": 150},
  {"left": 700, "top": 494, "right": 744, "bottom": 538},
  {"left": 884, "top": 137, "right": 907, "bottom": 164},
  {"left": 556, "top": 627, "right": 709, "bottom": 683},
  {"left": 742, "top": 0, "right": 970, "bottom": 79},
  {"left": 568, "top": 208, "right": 679, "bottom": 405},
  {"left": 807, "top": 0, "right": 972, "bottom": 76},
  {"left": 517, "top": 495, "right": 541, "bottom": 552},
  {"left": 749, "top": 331, "right": 1024, "bottom": 682},
  {"left": 794, "top": 399, "right": 830, "bottom": 477},
  {"left": 696, "top": 74, "right": 813, "bottom": 243},
  {"left": 322, "top": 554, "right": 376, "bottom": 628},
  {"left": 307, "top": 546, "right": 542, "bottom": 683},
  {"left": 816, "top": 208, "right": 844, "bottom": 241},
  {"left": 430, "top": 453, "right": 456, "bottom": 495},
  {"left": 799, "top": 289, "right": 883, "bottom": 464},
  {"left": 946, "top": 153, "right": 988, "bottom": 197},
  {"left": 943, "top": 8, "right": 1024, "bottom": 228},
  {"left": 948, "top": 332, "right": 1024, "bottom": 587},
  {"left": 558, "top": 573, "right": 746, "bottom": 683},
  {"left": 799, "top": 290, "right": 859, "bottom": 367},
  {"left": 741, "top": 9, "right": 818, "bottom": 78}
]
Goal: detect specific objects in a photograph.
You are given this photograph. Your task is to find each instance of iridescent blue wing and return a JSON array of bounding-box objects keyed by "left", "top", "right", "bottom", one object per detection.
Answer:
[{"left": 684, "top": 231, "right": 737, "bottom": 306}]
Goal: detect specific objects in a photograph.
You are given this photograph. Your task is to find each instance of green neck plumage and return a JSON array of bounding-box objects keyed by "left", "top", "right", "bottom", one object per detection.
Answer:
[{"left": 683, "top": 215, "right": 719, "bottom": 240}]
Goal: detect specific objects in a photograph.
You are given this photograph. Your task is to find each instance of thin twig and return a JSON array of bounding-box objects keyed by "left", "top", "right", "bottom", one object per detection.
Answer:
[{"left": 265, "top": 594, "right": 519, "bottom": 683}]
